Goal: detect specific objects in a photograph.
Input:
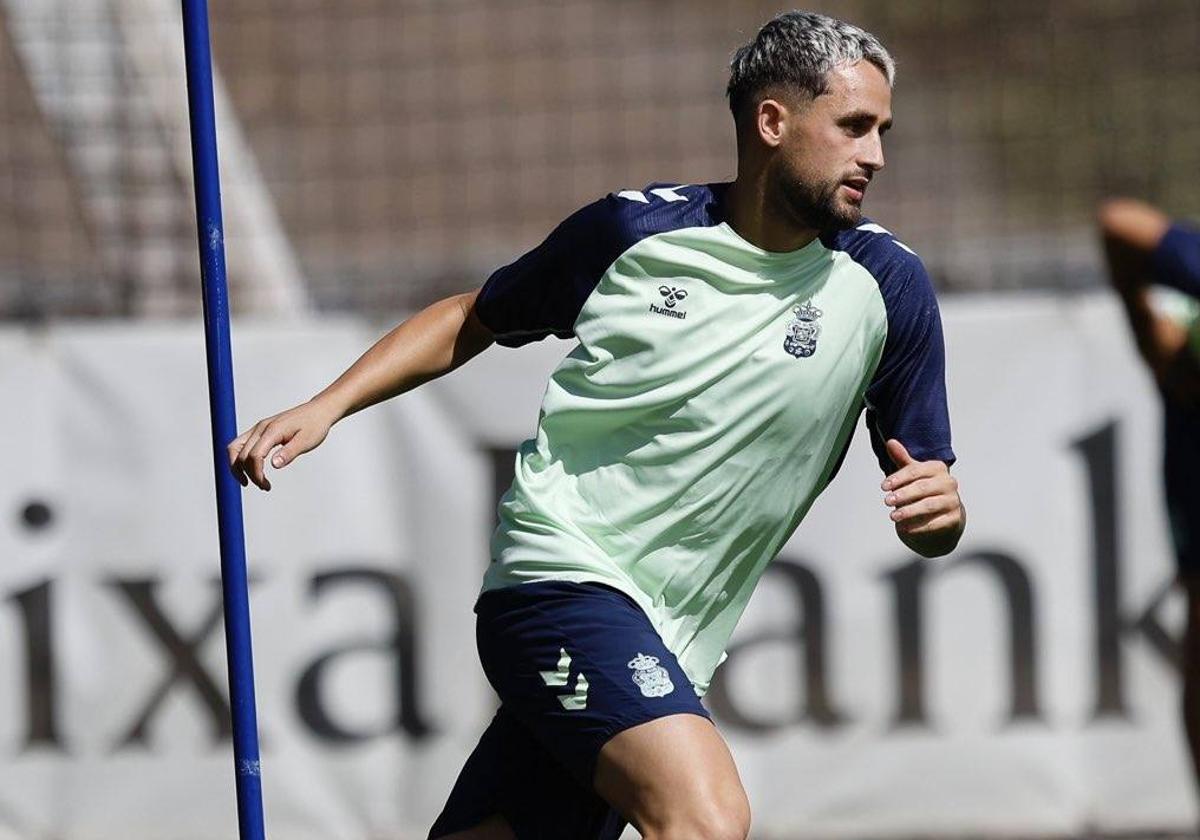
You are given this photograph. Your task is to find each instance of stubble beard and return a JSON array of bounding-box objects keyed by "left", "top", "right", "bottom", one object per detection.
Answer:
[{"left": 775, "top": 172, "right": 862, "bottom": 234}]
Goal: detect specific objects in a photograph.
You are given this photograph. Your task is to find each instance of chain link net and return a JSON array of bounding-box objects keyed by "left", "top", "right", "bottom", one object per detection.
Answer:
[{"left": 1, "top": 0, "right": 1198, "bottom": 318}]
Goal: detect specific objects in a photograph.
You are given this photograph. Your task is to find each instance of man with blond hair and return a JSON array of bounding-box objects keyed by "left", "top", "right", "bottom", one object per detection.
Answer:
[{"left": 231, "top": 11, "right": 965, "bottom": 839}]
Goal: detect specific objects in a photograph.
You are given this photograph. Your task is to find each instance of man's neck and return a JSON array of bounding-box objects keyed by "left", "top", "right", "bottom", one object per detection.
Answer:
[{"left": 723, "top": 171, "right": 819, "bottom": 254}]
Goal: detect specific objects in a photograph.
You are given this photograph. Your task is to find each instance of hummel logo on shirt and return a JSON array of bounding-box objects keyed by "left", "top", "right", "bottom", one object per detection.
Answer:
[
  {"left": 658, "top": 286, "right": 687, "bottom": 307},
  {"left": 650, "top": 285, "right": 688, "bottom": 320}
]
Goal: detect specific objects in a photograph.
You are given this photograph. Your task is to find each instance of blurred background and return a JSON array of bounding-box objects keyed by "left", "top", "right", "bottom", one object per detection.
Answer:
[
  {"left": 3, "top": 1, "right": 1200, "bottom": 838},
  {"left": 4, "top": 0, "right": 1200, "bottom": 319}
]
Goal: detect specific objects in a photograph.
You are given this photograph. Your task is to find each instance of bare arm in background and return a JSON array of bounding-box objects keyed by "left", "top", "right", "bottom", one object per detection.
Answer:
[
  {"left": 1098, "top": 198, "right": 1199, "bottom": 403},
  {"left": 228, "top": 288, "right": 493, "bottom": 490}
]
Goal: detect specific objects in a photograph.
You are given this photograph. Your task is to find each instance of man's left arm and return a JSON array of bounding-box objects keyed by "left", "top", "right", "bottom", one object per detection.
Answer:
[
  {"left": 881, "top": 438, "right": 964, "bottom": 558},
  {"left": 860, "top": 243, "right": 962, "bottom": 558}
]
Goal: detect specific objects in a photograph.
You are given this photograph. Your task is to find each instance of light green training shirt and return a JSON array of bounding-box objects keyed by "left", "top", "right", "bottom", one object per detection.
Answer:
[{"left": 474, "top": 182, "right": 955, "bottom": 694}]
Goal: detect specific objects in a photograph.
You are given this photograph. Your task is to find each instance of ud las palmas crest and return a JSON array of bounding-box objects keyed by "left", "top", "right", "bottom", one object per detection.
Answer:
[
  {"left": 784, "top": 300, "right": 823, "bottom": 358},
  {"left": 628, "top": 652, "right": 675, "bottom": 698}
]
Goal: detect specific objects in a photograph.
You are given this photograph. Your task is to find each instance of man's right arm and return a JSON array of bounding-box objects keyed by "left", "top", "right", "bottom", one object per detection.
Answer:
[
  {"left": 230, "top": 189, "right": 630, "bottom": 491},
  {"left": 228, "top": 287, "right": 493, "bottom": 490}
]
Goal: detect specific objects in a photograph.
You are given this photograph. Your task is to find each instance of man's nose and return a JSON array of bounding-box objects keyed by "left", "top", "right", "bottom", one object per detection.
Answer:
[{"left": 861, "top": 133, "right": 885, "bottom": 172}]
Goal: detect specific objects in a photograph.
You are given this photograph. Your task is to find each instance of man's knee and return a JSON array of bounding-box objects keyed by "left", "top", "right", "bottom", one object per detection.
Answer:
[
  {"left": 648, "top": 789, "right": 751, "bottom": 840},
  {"left": 648, "top": 782, "right": 748, "bottom": 840}
]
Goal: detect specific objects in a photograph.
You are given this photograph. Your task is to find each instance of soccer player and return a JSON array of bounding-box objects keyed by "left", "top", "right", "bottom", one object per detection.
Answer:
[
  {"left": 1098, "top": 198, "right": 1200, "bottom": 796},
  {"left": 229, "top": 11, "right": 965, "bottom": 840}
]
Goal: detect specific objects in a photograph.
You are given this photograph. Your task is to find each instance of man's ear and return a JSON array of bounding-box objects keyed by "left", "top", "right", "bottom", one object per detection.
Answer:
[{"left": 756, "top": 99, "right": 788, "bottom": 148}]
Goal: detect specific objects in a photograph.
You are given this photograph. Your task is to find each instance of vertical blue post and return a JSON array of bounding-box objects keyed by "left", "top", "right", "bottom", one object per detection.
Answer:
[{"left": 180, "top": 2, "right": 266, "bottom": 838}]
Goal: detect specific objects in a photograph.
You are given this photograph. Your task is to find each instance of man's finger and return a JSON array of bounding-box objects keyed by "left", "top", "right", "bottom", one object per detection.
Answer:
[
  {"left": 884, "top": 477, "right": 945, "bottom": 508},
  {"left": 896, "top": 510, "right": 959, "bottom": 536},
  {"left": 227, "top": 433, "right": 248, "bottom": 463},
  {"left": 236, "top": 422, "right": 268, "bottom": 467},
  {"left": 251, "top": 451, "right": 273, "bottom": 491},
  {"left": 227, "top": 432, "right": 256, "bottom": 486},
  {"left": 882, "top": 460, "right": 940, "bottom": 491},
  {"left": 886, "top": 439, "right": 915, "bottom": 469},
  {"left": 271, "top": 434, "right": 306, "bottom": 469},
  {"left": 248, "top": 426, "right": 287, "bottom": 490},
  {"left": 890, "top": 494, "right": 954, "bottom": 522},
  {"left": 228, "top": 439, "right": 246, "bottom": 477},
  {"left": 253, "top": 447, "right": 278, "bottom": 489},
  {"left": 248, "top": 446, "right": 269, "bottom": 490}
]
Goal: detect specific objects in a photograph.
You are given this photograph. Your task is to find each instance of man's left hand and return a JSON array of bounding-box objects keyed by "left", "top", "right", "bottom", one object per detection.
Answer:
[{"left": 882, "top": 439, "right": 965, "bottom": 558}]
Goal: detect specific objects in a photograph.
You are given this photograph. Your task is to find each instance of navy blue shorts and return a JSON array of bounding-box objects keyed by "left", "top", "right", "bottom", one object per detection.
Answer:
[{"left": 429, "top": 581, "right": 710, "bottom": 839}]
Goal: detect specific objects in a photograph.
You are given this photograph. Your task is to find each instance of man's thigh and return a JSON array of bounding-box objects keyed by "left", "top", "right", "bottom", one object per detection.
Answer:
[{"left": 594, "top": 714, "right": 750, "bottom": 839}]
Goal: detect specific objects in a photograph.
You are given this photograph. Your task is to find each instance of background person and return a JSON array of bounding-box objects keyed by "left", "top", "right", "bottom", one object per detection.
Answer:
[{"left": 1099, "top": 197, "right": 1200, "bottom": 795}]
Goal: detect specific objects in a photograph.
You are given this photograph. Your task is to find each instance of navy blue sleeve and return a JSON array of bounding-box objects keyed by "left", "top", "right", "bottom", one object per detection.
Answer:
[
  {"left": 1152, "top": 223, "right": 1200, "bottom": 299},
  {"left": 821, "top": 224, "right": 956, "bottom": 474},
  {"left": 475, "top": 196, "right": 626, "bottom": 348},
  {"left": 475, "top": 184, "right": 722, "bottom": 347},
  {"left": 863, "top": 255, "right": 956, "bottom": 474}
]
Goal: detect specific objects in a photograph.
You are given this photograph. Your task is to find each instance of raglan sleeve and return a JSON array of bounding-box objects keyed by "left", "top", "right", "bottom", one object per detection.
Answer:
[
  {"left": 863, "top": 256, "right": 956, "bottom": 474},
  {"left": 1152, "top": 222, "right": 1200, "bottom": 299},
  {"left": 474, "top": 195, "right": 622, "bottom": 347}
]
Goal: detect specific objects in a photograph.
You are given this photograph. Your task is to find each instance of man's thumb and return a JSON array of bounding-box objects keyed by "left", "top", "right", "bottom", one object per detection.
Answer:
[
  {"left": 886, "top": 438, "right": 915, "bottom": 468},
  {"left": 271, "top": 444, "right": 297, "bottom": 470}
]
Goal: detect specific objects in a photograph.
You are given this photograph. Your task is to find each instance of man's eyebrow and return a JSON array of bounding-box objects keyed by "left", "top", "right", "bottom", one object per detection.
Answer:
[{"left": 837, "top": 110, "right": 893, "bottom": 130}]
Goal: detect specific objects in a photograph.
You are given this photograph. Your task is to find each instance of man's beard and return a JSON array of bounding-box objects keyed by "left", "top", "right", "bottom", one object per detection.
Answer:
[{"left": 775, "top": 172, "right": 862, "bottom": 233}]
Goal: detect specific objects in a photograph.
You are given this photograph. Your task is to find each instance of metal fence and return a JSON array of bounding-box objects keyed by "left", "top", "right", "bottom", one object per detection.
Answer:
[{"left": 1, "top": 0, "right": 1199, "bottom": 318}]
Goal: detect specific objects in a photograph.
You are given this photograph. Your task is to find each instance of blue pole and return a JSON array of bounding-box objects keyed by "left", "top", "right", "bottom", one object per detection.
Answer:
[{"left": 180, "top": 2, "right": 266, "bottom": 838}]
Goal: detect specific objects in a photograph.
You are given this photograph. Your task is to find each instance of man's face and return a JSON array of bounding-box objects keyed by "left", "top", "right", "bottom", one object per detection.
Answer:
[{"left": 767, "top": 60, "right": 892, "bottom": 233}]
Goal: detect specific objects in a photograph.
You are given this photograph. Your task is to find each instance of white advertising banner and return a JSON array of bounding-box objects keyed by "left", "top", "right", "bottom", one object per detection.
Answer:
[{"left": 0, "top": 294, "right": 1195, "bottom": 838}]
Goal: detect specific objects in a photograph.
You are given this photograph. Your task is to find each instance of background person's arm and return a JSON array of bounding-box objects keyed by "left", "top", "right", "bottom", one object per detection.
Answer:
[
  {"left": 228, "top": 287, "right": 493, "bottom": 490},
  {"left": 1098, "top": 198, "right": 1191, "bottom": 385}
]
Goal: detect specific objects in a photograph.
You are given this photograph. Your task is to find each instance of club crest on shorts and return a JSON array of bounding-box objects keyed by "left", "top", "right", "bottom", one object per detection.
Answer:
[
  {"left": 628, "top": 652, "right": 675, "bottom": 698},
  {"left": 784, "top": 300, "right": 822, "bottom": 358}
]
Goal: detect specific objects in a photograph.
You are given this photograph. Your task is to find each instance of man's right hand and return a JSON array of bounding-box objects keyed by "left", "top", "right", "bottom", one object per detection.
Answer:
[
  {"left": 226, "top": 288, "right": 491, "bottom": 492},
  {"left": 227, "top": 398, "right": 340, "bottom": 491}
]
